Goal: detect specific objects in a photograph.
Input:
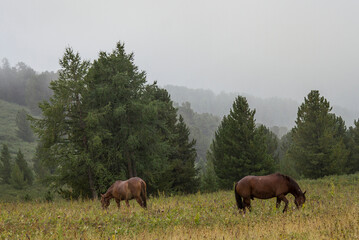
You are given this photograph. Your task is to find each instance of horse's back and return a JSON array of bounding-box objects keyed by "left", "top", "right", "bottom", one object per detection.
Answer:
[{"left": 236, "top": 174, "right": 288, "bottom": 199}]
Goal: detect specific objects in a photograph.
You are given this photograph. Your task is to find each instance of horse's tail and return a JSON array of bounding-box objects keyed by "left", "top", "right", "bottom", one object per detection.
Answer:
[
  {"left": 234, "top": 182, "right": 244, "bottom": 209},
  {"left": 140, "top": 180, "right": 147, "bottom": 209}
]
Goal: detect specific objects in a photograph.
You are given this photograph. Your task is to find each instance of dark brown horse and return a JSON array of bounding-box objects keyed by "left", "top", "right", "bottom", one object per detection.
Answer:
[
  {"left": 234, "top": 173, "right": 306, "bottom": 213},
  {"left": 101, "top": 177, "right": 147, "bottom": 210}
]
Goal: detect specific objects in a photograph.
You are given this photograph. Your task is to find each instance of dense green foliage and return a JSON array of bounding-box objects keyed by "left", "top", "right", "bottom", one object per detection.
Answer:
[
  {"left": 30, "top": 43, "right": 198, "bottom": 198},
  {"left": 347, "top": 120, "right": 359, "bottom": 173},
  {"left": 288, "top": 90, "right": 349, "bottom": 178},
  {"left": 209, "top": 96, "right": 275, "bottom": 189},
  {"left": 10, "top": 163, "right": 25, "bottom": 189},
  {"left": 14, "top": 149, "right": 33, "bottom": 185}
]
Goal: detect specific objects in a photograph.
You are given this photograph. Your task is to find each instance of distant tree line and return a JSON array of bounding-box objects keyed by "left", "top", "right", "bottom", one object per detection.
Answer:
[
  {"left": 165, "top": 85, "right": 359, "bottom": 132},
  {"left": 0, "top": 59, "right": 56, "bottom": 115}
]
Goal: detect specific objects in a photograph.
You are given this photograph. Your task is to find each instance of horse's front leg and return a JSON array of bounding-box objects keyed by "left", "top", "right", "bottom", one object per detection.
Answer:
[
  {"left": 278, "top": 194, "right": 289, "bottom": 213},
  {"left": 115, "top": 199, "right": 121, "bottom": 209},
  {"left": 276, "top": 197, "right": 281, "bottom": 209}
]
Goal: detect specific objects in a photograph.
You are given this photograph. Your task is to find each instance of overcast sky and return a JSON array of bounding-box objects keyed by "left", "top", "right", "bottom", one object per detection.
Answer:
[{"left": 1, "top": 0, "right": 359, "bottom": 111}]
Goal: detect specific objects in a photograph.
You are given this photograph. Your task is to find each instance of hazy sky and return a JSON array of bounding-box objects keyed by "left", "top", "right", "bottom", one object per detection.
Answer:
[{"left": 1, "top": 0, "right": 359, "bottom": 111}]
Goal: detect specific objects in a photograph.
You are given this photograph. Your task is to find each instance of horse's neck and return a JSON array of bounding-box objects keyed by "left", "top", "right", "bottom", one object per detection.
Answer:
[
  {"left": 283, "top": 176, "right": 298, "bottom": 196},
  {"left": 104, "top": 187, "right": 115, "bottom": 199},
  {"left": 289, "top": 183, "right": 301, "bottom": 197}
]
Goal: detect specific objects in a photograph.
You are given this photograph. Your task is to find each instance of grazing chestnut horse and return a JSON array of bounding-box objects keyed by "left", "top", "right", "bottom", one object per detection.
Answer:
[
  {"left": 234, "top": 173, "right": 306, "bottom": 213},
  {"left": 101, "top": 177, "right": 147, "bottom": 210}
]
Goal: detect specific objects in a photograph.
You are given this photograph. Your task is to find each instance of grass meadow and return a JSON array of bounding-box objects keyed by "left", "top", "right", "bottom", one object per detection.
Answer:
[{"left": 1, "top": 174, "right": 359, "bottom": 239}]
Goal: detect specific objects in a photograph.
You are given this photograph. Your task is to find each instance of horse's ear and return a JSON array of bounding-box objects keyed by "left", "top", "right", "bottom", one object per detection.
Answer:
[{"left": 303, "top": 191, "right": 306, "bottom": 195}]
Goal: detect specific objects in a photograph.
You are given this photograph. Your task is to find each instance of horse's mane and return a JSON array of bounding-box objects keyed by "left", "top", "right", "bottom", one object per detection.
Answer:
[
  {"left": 275, "top": 173, "right": 300, "bottom": 190},
  {"left": 103, "top": 181, "right": 119, "bottom": 198}
]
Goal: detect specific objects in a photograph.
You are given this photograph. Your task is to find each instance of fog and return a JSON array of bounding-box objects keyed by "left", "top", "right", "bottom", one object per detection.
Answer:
[{"left": 1, "top": 0, "right": 359, "bottom": 111}]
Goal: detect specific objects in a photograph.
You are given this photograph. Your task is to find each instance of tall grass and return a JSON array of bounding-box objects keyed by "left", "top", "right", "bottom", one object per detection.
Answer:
[{"left": 1, "top": 174, "right": 359, "bottom": 239}]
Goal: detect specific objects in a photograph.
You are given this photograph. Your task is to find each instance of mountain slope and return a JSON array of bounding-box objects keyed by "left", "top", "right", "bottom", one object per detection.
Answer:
[{"left": 0, "top": 99, "right": 37, "bottom": 161}]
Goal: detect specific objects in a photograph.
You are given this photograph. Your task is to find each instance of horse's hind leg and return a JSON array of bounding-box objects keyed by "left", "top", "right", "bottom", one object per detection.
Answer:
[
  {"left": 243, "top": 197, "right": 252, "bottom": 213},
  {"left": 125, "top": 200, "right": 130, "bottom": 208},
  {"left": 135, "top": 197, "right": 144, "bottom": 208}
]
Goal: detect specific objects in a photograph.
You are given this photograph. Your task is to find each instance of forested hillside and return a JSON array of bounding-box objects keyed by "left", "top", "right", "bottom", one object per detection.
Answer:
[
  {"left": 0, "top": 59, "right": 56, "bottom": 115},
  {"left": 1, "top": 46, "right": 359, "bottom": 199},
  {"left": 0, "top": 99, "right": 36, "bottom": 160},
  {"left": 165, "top": 85, "right": 359, "bottom": 130}
]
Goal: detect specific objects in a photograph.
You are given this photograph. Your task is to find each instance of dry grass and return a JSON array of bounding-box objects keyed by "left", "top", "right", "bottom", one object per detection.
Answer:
[{"left": 1, "top": 174, "right": 359, "bottom": 239}]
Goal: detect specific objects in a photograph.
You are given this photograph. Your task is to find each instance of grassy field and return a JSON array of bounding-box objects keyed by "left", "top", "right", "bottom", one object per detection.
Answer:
[{"left": 1, "top": 174, "right": 359, "bottom": 239}]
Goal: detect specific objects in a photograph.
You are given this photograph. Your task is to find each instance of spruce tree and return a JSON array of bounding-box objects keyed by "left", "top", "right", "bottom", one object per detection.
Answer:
[
  {"left": 170, "top": 115, "right": 198, "bottom": 193},
  {"left": 11, "top": 163, "right": 26, "bottom": 189},
  {"left": 29, "top": 47, "right": 96, "bottom": 198},
  {"left": 208, "top": 96, "right": 275, "bottom": 189},
  {"left": 200, "top": 152, "right": 219, "bottom": 193},
  {"left": 347, "top": 119, "right": 359, "bottom": 173},
  {"left": 288, "top": 90, "right": 349, "bottom": 178},
  {"left": 15, "top": 149, "right": 33, "bottom": 185},
  {"left": 0, "top": 144, "right": 12, "bottom": 184}
]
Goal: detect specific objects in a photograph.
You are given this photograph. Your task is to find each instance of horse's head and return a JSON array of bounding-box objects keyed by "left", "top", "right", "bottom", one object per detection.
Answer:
[
  {"left": 100, "top": 194, "right": 110, "bottom": 209},
  {"left": 294, "top": 190, "right": 306, "bottom": 208}
]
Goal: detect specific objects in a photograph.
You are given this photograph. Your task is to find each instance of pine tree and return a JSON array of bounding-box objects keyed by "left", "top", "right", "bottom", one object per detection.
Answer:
[
  {"left": 288, "top": 90, "right": 349, "bottom": 178},
  {"left": 200, "top": 152, "right": 219, "bottom": 193},
  {"left": 170, "top": 115, "right": 198, "bottom": 193},
  {"left": 11, "top": 163, "right": 26, "bottom": 189},
  {"left": 347, "top": 119, "right": 359, "bottom": 173},
  {"left": 29, "top": 47, "right": 96, "bottom": 198},
  {"left": 0, "top": 144, "right": 12, "bottom": 184},
  {"left": 15, "top": 149, "right": 33, "bottom": 185},
  {"left": 208, "top": 96, "right": 275, "bottom": 189}
]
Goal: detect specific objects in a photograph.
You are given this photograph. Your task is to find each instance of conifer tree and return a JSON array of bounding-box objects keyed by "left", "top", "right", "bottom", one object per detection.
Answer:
[
  {"left": 0, "top": 144, "right": 12, "bottom": 184},
  {"left": 170, "top": 115, "right": 198, "bottom": 193},
  {"left": 30, "top": 47, "right": 96, "bottom": 198},
  {"left": 200, "top": 151, "right": 219, "bottom": 192},
  {"left": 15, "top": 149, "right": 33, "bottom": 185},
  {"left": 208, "top": 96, "right": 275, "bottom": 189},
  {"left": 31, "top": 42, "right": 199, "bottom": 197},
  {"left": 288, "top": 90, "right": 349, "bottom": 178},
  {"left": 347, "top": 119, "right": 359, "bottom": 173},
  {"left": 11, "top": 163, "right": 25, "bottom": 189}
]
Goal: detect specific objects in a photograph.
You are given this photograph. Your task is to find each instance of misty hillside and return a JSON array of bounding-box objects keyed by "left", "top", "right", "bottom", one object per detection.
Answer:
[
  {"left": 0, "top": 99, "right": 37, "bottom": 160},
  {"left": 164, "top": 85, "right": 359, "bottom": 129}
]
